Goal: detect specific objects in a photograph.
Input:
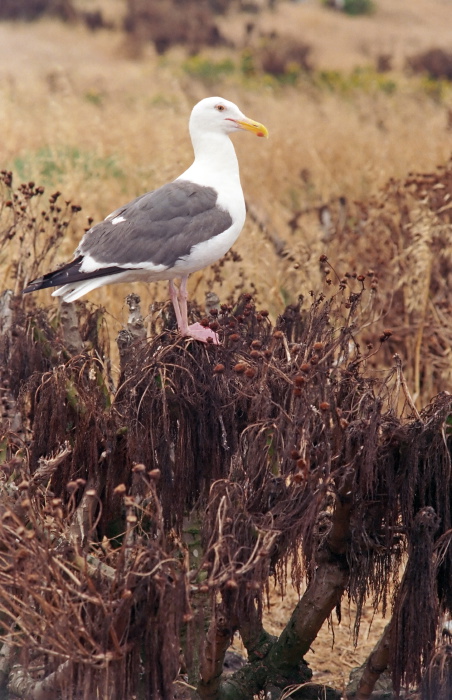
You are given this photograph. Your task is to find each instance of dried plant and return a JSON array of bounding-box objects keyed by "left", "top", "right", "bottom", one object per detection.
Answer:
[
  {"left": 0, "top": 174, "right": 452, "bottom": 698},
  {"left": 287, "top": 158, "right": 452, "bottom": 406}
]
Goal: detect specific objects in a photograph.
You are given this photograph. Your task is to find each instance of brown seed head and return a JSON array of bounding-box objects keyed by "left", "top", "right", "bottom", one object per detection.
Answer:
[
  {"left": 225, "top": 579, "right": 238, "bottom": 590},
  {"left": 132, "top": 463, "right": 146, "bottom": 473}
]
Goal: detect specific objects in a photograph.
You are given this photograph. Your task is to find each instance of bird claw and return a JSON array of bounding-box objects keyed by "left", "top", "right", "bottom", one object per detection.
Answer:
[{"left": 184, "top": 322, "right": 220, "bottom": 344}]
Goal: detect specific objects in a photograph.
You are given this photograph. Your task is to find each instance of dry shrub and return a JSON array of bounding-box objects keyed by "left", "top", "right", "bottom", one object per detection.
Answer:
[
  {"left": 0, "top": 266, "right": 451, "bottom": 696},
  {"left": 1, "top": 166, "right": 452, "bottom": 696},
  {"left": 288, "top": 158, "right": 452, "bottom": 406},
  {"left": 0, "top": 171, "right": 83, "bottom": 296},
  {"left": 123, "top": 0, "right": 227, "bottom": 55},
  {"left": 254, "top": 34, "right": 313, "bottom": 76},
  {"left": 421, "top": 644, "right": 452, "bottom": 700},
  {"left": 406, "top": 48, "right": 452, "bottom": 81},
  {"left": 0, "top": 0, "right": 76, "bottom": 21}
]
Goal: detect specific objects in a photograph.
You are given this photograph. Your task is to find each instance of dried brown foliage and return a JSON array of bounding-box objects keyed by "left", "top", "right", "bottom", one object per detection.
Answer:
[
  {"left": 406, "top": 48, "right": 452, "bottom": 81},
  {"left": 254, "top": 34, "right": 313, "bottom": 76},
  {"left": 0, "top": 0, "right": 77, "bottom": 22},
  {"left": 0, "top": 170, "right": 452, "bottom": 698},
  {"left": 123, "top": 0, "right": 227, "bottom": 55},
  {"left": 288, "top": 157, "right": 452, "bottom": 407}
]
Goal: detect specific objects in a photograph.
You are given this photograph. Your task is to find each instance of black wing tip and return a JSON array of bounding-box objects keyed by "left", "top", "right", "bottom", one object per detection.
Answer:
[
  {"left": 22, "top": 257, "right": 85, "bottom": 294},
  {"left": 23, "top": 275, "right": 58, "bottom": 294}
]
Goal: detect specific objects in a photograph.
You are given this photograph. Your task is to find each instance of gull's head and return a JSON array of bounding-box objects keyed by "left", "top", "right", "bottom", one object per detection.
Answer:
[{"left": 189, "top": 96, "right": 269, "bottom": 140}]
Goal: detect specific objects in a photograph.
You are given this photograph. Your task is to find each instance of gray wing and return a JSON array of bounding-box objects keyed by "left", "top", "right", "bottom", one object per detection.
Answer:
[{"left": 78, "top": 180, "right": 233, "bottom": 269}]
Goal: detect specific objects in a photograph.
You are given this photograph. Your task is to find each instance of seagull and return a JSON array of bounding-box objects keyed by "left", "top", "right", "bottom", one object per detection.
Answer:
[{"left": 23, "top": 97, "right": 268, "bottom": 343}]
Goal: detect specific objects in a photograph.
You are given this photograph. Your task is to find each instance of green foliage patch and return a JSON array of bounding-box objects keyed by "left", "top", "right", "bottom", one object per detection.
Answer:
[{"left": 12, "top": 146, "right": 126, "bottom": 187}]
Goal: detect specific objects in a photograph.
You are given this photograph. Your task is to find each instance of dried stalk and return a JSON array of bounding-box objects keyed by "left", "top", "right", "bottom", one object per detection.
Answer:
[
  {"left": 7, "top": 659, "right": 72, "bottom": 699},
  {"left": 394, "top": 353, "right": 421, "bottom": 420},
  {"left": 59, "top": 300, "right": 84, "bottom": 355},
  {"left": 0, "top": 633, "right": 16, "bottom": 690},
  {"left": 198, "top": 607, "right": 235, "bottom": 700},
  {"left": 30, "top": 441, "right": 72, "bottom": 485},
  {"left": 353, "top": 624, "right": 391, "bottom": 700}
]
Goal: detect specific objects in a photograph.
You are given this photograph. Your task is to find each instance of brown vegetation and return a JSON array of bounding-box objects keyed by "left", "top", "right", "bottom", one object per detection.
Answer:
[
  {"left": 406, "top": 48, "right": 452, "bottom": 81},
  {"left": 1, "top": 164, "right": 452, "bottom": 697},
  {"left": 123, "top": 0, "right": 227, "bottom": 55}
]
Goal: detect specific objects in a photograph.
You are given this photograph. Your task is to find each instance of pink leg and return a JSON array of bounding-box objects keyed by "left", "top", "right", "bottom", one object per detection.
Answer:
[
  {"left": 169, "top": 277, "right": 220, "bottom": 344},
  {"left": 169, "top": 280, "right": 188, "bottom": 334}
]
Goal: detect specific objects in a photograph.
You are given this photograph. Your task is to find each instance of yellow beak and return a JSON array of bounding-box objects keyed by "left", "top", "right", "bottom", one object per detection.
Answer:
[{"left": 235, "top": 118, "right": 269, "bottom": 138}]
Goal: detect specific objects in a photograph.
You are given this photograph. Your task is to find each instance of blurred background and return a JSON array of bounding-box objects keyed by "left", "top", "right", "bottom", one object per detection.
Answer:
[{"left": 1, "top": 0, "right": 452, "bottom": 403}]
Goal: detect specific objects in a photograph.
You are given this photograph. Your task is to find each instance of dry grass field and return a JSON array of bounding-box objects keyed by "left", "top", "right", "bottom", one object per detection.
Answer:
[{"left": 1, "top": 0, "right": 452, "bottom": 693}]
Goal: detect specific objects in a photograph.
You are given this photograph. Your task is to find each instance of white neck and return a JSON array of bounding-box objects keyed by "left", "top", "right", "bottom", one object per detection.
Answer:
[{"left": 177, "top": 131, "right": 241, "bottom": 189}]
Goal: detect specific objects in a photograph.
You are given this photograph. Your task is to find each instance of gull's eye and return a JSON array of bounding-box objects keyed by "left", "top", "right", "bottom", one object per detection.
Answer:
[{"left": 216, "top": 104, "right": 226, "bottom": 112}]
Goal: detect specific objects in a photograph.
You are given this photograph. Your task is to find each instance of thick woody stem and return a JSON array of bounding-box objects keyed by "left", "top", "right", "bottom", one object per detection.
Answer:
[{"left": 354, "top": 624, "right": 391, "bottom": 700}]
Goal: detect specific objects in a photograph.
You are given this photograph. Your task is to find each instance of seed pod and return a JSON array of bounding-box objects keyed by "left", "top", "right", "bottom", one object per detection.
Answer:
[
  {"left": 225, "top": 579, "right": 238, "bottom": 590},
  {"left": 132, "top": 463, "right": 146, "bottom": 473}
]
